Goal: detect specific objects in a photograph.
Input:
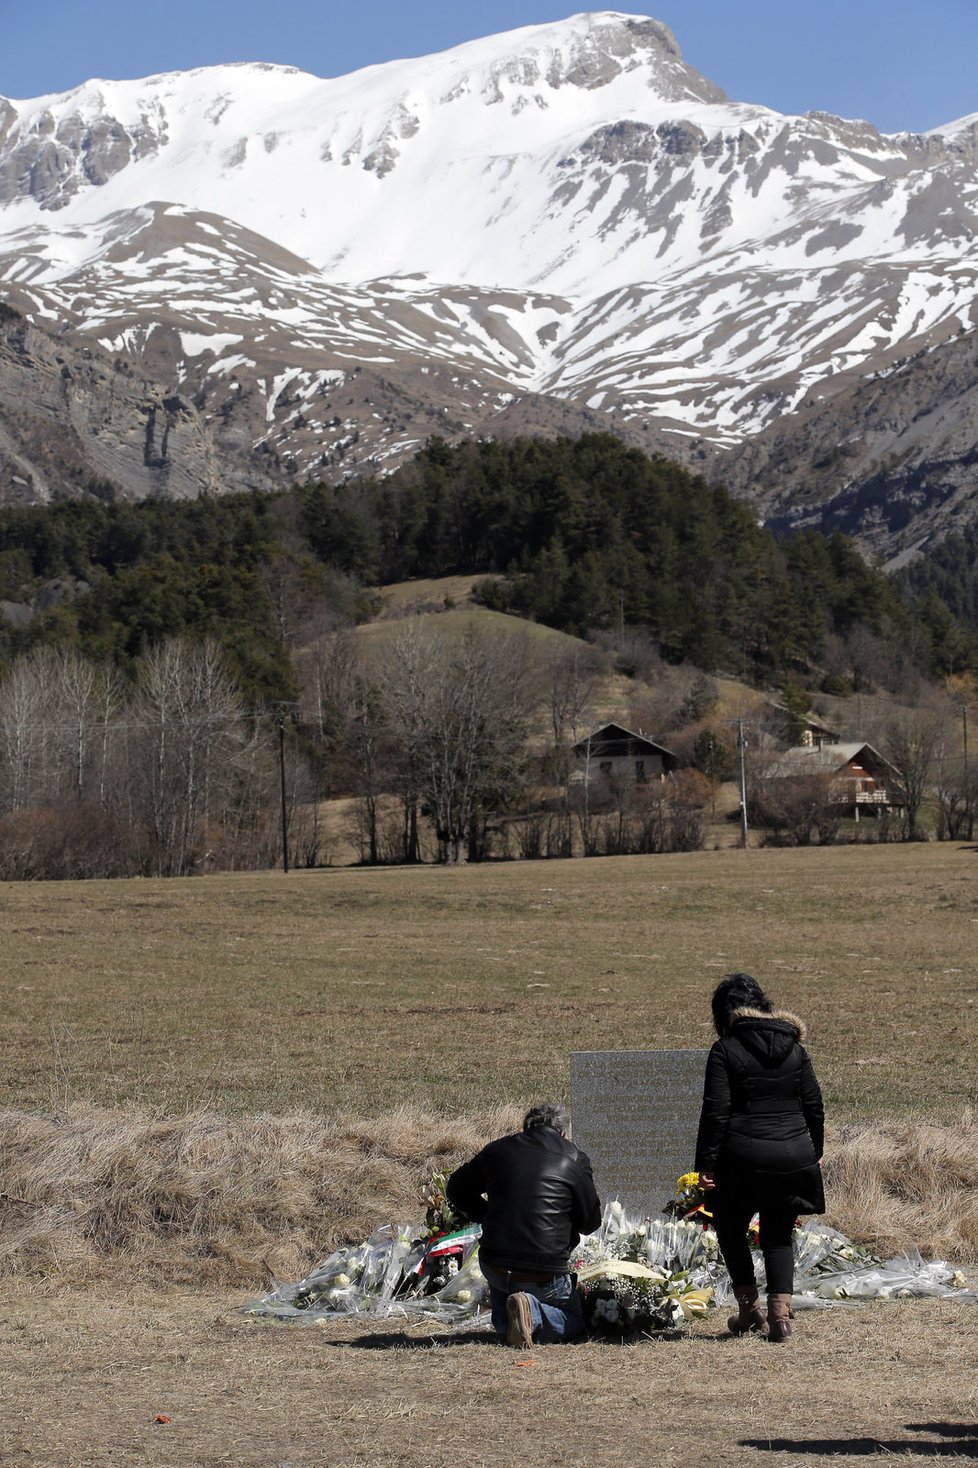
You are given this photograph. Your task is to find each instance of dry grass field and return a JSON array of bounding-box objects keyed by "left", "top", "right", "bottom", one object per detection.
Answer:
[
  {"left": 2, "top": 843, "right": 978, "bottom": 1465},
  {"left": 3, "top": 842, "right": 975, "bottom": 1118},
  {"left": 1, "top": 1282, "right": 976, "bottom": 1468}
]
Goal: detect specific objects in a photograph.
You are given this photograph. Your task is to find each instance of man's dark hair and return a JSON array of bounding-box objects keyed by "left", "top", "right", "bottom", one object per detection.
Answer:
[
  {"left": 711, "top": 972, "right": 773, "bottom": 1036},
  {"left": 522, "top": 1102, "right": 569, "bottom": 1134}
]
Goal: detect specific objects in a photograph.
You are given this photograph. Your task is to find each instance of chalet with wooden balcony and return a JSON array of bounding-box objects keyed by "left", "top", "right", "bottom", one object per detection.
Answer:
[{"left": 766, "top": 742, "right": 903, "bottom": 817}]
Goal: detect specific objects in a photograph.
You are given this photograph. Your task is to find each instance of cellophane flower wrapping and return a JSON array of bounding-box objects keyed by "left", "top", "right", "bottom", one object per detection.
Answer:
[
  {"left": 245, "top": 1184, "right": 977, "bottom": 1328},
  {"left": 245, "top": 1220, "right": 487, "bottom": 1324}
]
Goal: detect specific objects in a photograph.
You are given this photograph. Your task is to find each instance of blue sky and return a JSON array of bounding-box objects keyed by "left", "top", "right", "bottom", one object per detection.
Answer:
[{"left": 1, "top": 1, "right": 975, "bottom": 133}]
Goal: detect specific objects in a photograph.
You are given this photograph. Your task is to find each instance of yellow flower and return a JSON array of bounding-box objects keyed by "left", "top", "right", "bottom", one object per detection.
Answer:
[{"left": 676, "top": 1172, "right": 700, "bottom": 1190}]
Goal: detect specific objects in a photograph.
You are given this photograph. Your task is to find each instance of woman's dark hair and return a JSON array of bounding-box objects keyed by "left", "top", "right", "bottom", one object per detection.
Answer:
[{"left": 711, "top": 972, "right": 773, "bottom": 1036}]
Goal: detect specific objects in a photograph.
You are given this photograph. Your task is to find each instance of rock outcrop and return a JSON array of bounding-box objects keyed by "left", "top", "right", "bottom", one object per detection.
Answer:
[{"left": 0, "top": 307, "right": 284, "bottom": 505}]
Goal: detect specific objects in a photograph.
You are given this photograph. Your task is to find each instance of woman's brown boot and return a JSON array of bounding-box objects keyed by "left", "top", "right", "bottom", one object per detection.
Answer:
[
  {"left": 727, "top": 1284, "right": 767, "bottom": 1334},
  {"left": 767, "top": 1292, "right": 794, "bottom": 1343}
]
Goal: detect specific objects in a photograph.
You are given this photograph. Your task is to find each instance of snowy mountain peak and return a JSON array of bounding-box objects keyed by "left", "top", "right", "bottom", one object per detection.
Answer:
[
  {"left": 0, "top": 12, "right": 726, "bottom": 217},
  {"left": 410, "top": 11, "right": 725, "bottom": 105},
  {"left": 1, "top": 10, "right": 977, "bottom": 551}
]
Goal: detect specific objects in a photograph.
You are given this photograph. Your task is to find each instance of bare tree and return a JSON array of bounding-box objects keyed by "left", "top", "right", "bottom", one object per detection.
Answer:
[
  {"left": 933, "top": 750, "right": 974, "bottom": 841},
  {"left": 884, "top": 709, "right": 942, "bottom": 841},
  {"left": 547, "top": 645, "right": 603, "bottom": 749},
  {"left": 931, "top": 698, "right": 976, "bottom": 841},
  {"left": 91, "top": 661, "right": 126, "bottom": 811},
  {"left": 131, "top": 639, "right": 250, "bottom": 875},
  {"left": 308, "top": 628, "right": 359, "bottom": 743},
  {"left": 0, "top": 650, "right": 62, "bottom": 809},
  {"left": 348, "top": 676, "right": 388, "bottom": 864},
  {"left": 569, "top": 735, "right": 601, "bottom": 857},
  {"left": 46, "top": 649, "right": 126, "bottom": 806},
  {"left": 376, "top": 622, "right": 429, "bottom": 863},
  {"left": 748, "top": 767, "right": 841, "bottom": 846},
  {"left": 380, "top": 620, "right": 531, "bottom": 864}
]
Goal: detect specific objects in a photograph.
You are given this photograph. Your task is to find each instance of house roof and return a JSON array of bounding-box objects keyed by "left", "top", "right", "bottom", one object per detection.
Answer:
[
  {"left": 767, "top": 742, "right": 900, "bottom": 781},
  {"left": 573, "top": 722, "right": 678, "bottom": 761}
]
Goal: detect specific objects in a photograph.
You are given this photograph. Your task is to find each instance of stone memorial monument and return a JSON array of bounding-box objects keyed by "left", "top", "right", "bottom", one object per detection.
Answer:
[{"left": 570, "top": 1049, "right": 710, "bottom": 1218}]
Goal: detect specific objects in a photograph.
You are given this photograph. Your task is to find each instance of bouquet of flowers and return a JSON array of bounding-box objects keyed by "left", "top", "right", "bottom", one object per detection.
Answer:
[
  {"left": 246, "top": 1173, "right": 486, "bottom": 1322},
  {"left": 288, "top": 1224, "right": 418, "bottom": 1312},
  {"left": 578, "top": 1258, "right": 712, "bottom": 1334},
  {"left": 664, "top": 1171, "right": 713, "bottom": 1224},
  {"left": 397, "top": 1171, "right": 478, "bottom": 1295},
  {"left": 793, "top": 1224, "right": 882, "bottom": 1282},
  {"left": 573, "top": 1199, "right": 715, "bottom": 1336},
  {"left": 420, "top": 1171, "right": 464, "bottom": 1239}
]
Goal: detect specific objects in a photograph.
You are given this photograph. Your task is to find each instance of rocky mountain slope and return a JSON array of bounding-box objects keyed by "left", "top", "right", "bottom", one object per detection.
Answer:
[
  {"left": 0, "top": 304, "right": 286, "bottom": 503},
  {"left": 1, "top": 11, "right": 977, "bottom": 557},
  {"left": 720, "top": 329, "right": 978, "bottom": 564}
]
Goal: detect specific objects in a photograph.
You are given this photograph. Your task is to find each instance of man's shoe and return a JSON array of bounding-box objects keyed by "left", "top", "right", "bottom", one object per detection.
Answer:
[{"left": 506, "top": 1292, "right": 535, "bottom": 1349}]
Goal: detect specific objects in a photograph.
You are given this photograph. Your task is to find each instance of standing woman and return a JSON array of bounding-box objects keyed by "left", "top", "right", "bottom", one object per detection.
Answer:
[{"left": 695, "top": 972, "right": 825, "bottom": 1342}]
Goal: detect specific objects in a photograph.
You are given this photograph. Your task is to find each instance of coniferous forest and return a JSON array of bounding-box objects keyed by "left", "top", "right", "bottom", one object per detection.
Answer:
[{"left": 1, "top": 433, "right": 975, "bottom": 704}]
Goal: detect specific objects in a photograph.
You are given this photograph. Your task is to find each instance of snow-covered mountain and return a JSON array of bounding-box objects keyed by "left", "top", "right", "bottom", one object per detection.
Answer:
[{"left": 1, "top": 11, "right": 978, "bottom": 553}]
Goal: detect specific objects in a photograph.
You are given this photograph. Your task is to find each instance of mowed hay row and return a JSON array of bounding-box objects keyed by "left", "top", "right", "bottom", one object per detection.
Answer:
[
  {"left": 1, "top": 1107, "right": 976, "bottom": 1288},
  {"left": 823, "top": 1113, "right": 978, "bottom": 1263},
  {"left": 0, "top": 1104, "right": 520, "bottom": 1287}
]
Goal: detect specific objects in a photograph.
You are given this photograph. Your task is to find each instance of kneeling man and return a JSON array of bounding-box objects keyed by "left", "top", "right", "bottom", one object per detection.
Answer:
[{"left": 447, "top": 1102, "right": 601, "bottom": 1347}]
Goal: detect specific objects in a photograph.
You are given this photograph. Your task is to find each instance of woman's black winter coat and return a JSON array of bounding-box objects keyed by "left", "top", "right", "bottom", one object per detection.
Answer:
[{"left": 695, "top": 1007, "right": 825, "bottom": 1214}]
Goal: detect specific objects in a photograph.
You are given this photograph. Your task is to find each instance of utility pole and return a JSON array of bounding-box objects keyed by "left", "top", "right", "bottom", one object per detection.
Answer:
[
  {"left": 737, "top": 718, "right": 749, "bottom": 848},
  {"left": 278, "top": 712, "right": 289, "bottom": 873},
  {"left": 963, "top": 704, "right": 970, "bottom": 775},
  {"left": 271, "top": 701, "right": 299, "bottom": 873},
  {"left": 708, "top": 734, "right": 717, "bottom": 822}
]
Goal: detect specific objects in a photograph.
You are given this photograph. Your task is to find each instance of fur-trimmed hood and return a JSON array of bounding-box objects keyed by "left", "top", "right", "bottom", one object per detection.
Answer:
[
  {"left": 728, "top": 1006, "right": 807, "bottom": 1065},
  {"left": 730, "top": 1006, "right": 807, "bottom": 1043}
]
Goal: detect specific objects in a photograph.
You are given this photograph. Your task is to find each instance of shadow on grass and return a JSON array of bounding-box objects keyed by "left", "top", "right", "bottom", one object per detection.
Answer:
[
  {"left": 742, "top": 1422, "right": 978, "bottom": 1457},
  {"left": 336, "top": 1327, "right": 718, "bottom": 1350},
  {"left": 339, "top": 1329, "right": 498, "bottom": 1350}
]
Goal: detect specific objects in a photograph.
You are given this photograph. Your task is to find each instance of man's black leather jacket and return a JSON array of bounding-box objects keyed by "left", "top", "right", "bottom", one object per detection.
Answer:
[{"left": 447, "top": 1124, "right": 601, "bottom": 1274}]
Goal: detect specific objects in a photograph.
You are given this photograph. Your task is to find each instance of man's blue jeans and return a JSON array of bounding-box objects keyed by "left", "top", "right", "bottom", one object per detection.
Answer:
[{"left": 482, "top": 1263, "right": 586, "bottom": 1343}]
